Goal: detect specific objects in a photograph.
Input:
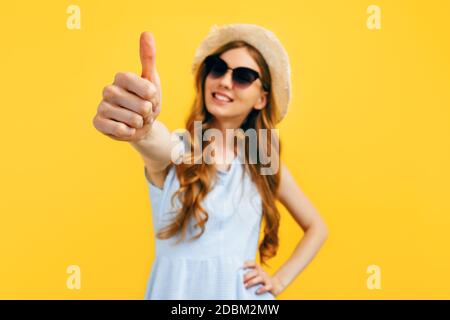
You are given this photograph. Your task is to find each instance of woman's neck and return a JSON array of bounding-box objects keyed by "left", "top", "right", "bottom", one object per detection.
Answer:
[{"left": 209, "top": 119, "right": 238, "bottom": 164}]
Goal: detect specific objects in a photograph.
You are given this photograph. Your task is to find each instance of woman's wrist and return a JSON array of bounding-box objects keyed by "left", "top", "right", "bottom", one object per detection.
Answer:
[
  {"left": 129, "top": 119, "right": 179, "bottom": 167},
  {"left": 271, "top": 274, "right": 287, "bottom": 296},
  {"left": 129, "top": 133, "right": 154, "bottom": 160}
]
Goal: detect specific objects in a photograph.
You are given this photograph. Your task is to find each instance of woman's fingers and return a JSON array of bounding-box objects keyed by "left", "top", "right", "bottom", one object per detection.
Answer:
[
  {"left": 93, "top": 116, "right": 136, "bottom": 139},
  {"left": 98, "top": 100, "right": 144, "bottom": 129},
  {"left": 242, "top": 261, "right": 273, "bottom": 294},
  {"left": 243, "top": 270, "right": 259, "bottom": 284},
  {"left": 243, "top": 261, "right": 257, "bottom": 269},
  {"left": 113, "top": 71, "right": 159, "bottom": 106},
  {"left": 244, "top": 275, "right": 264, "bottom": 288},
  {"left": 102, "top": 83, "right": 153, "bottom": 118},
  {"left": 256, "top": 284, "right": 273, "bottom": 294}
]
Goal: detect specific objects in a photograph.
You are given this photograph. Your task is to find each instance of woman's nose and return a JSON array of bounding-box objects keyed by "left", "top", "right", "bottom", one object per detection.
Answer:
[{"left": 218, "top": 69, "right": 233, "bottom": 88}]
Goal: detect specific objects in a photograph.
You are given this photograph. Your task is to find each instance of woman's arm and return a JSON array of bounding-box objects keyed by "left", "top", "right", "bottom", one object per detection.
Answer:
[
  {"left": 129, "top": 119, "right": 181, "bottom": 188},
  {"left": 272, "top": 161, "right": 329, "bottom": 294}
]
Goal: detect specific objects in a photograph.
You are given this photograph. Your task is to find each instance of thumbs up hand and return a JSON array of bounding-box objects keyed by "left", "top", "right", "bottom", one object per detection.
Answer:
[{"left": 92, "top": 32, "right": 162, "bottom": 142}]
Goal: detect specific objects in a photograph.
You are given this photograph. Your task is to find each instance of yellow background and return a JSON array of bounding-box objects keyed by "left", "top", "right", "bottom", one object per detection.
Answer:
[{"left": 1, "top": 0, "right": 449, "bottom": 299}]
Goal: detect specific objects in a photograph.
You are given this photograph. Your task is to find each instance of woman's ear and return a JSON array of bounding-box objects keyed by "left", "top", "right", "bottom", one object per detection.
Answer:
[{"left": 254, "top": 91, "right": 268, "bottom": 111}]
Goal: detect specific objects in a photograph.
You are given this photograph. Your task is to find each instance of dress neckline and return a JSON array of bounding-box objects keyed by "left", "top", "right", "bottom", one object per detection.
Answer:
[{"left": 216, "top": 156, "right": 238, "bottom": 174}]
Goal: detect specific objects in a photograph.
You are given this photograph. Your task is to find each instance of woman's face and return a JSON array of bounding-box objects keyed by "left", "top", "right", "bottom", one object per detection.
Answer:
[{"left": 204, "top": 47, "right": 268, "bottom": 128}]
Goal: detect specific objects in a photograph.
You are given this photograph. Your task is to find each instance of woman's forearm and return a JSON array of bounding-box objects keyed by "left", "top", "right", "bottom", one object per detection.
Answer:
[
  {"left": 129, "top": 119, "right": 179, "bottom": 172},
  {"left": 272, "top": 223, "right": 328, "bottom": 294}
]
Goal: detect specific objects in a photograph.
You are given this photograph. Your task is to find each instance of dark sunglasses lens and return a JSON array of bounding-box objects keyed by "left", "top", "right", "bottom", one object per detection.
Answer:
[
  {"left": 207, "top": 57, "right": 227, "bottom": 78},
  {"left": 233, "top": 68, "right": 258, "bottom": 87}
]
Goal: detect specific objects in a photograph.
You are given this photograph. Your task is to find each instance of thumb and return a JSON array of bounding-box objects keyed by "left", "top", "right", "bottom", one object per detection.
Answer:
[{"left": 139, "top": 31, "right": 158, "bottom": 83}]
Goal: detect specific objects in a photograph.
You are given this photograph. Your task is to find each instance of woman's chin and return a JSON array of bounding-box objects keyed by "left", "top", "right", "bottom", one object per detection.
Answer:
[{"left": 206, "top": 103, "right": 235, "bottom": 118}]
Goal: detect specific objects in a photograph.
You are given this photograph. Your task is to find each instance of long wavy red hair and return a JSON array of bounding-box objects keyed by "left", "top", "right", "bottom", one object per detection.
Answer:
[{"left": 156, "top": 41, "right": 281, "bottom": 267}]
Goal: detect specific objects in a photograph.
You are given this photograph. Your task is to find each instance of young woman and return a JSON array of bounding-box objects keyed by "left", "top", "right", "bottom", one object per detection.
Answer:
[{"left": 93, "top": 24, "right": 328, "bottom": 300}]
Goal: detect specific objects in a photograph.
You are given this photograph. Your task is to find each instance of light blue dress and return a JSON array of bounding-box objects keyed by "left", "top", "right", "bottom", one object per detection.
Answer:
[{"left": 143, "top": 155, "right": 276, "bottom": 300}]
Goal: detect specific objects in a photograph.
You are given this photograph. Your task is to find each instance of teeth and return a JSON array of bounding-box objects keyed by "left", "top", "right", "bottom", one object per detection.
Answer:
[{"left": 214, "top": 93, "right": 232, "bottom": 102}]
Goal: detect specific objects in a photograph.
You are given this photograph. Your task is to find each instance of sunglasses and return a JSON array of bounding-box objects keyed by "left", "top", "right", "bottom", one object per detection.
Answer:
[{"left": 204, "top": 55, "right": 268, "bottom": 91}]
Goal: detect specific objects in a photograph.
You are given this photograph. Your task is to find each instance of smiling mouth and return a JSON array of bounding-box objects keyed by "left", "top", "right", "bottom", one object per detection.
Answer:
[{"left": 212, "top": 92, "right": 234, "bottom": 103}]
